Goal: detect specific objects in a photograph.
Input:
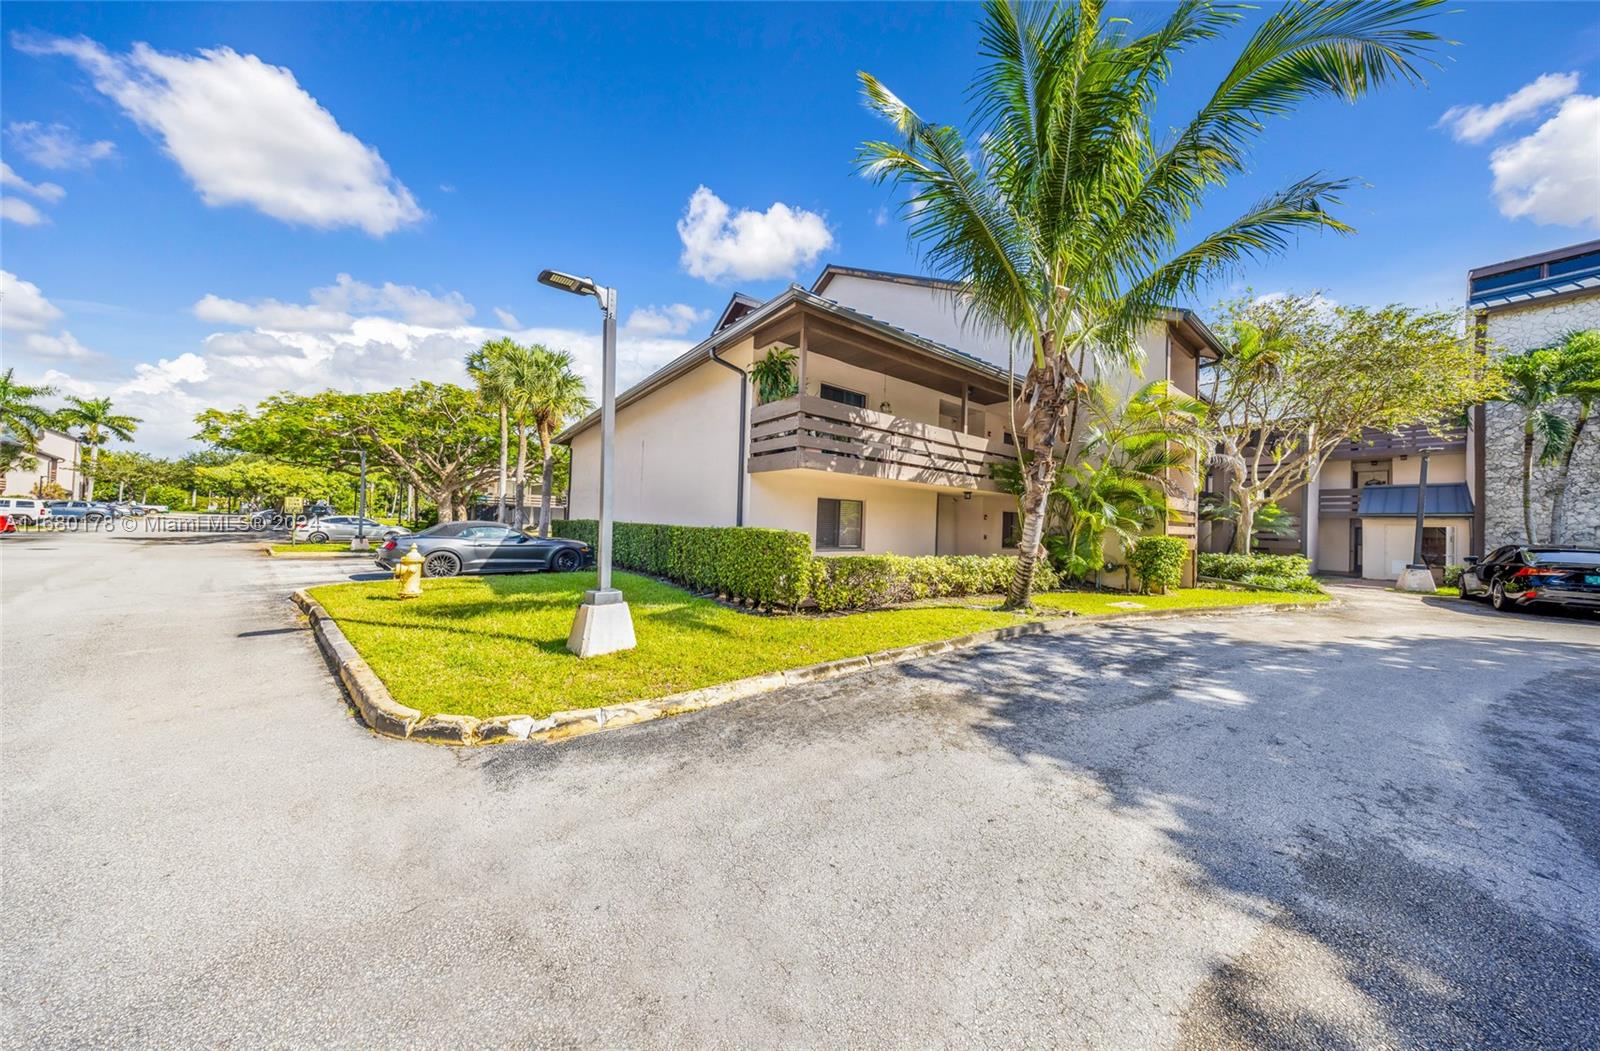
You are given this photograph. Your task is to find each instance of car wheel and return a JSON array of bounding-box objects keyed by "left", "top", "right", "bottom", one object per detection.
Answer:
[
  {"left": 87, "top": 513, "right": 104, "bottom": 523},
  {"left": 423, "top": 551, "right": 461, "bottom": 578},
  {"left": 551, "top": 548, "right": 581, "bottom": 572},
  {"left": 307, "top": 531, "right": 329, "bottom": 543},
  {"left": 1490, "top": 580, "right": 1510, "bottom": 612}
]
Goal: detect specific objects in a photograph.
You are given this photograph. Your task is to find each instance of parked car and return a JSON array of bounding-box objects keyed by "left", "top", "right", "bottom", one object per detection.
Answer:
[
  {"left": 137, "top": 503, "right": 169, "bottom": 514},
  {"left": 1459, "top": 545, "right": 1600, "bottom": 613},
  {"left": 0, "top": 498, "right": 50, "bottom": 524},
  {"left": 44, "top": 500, "right": 119, "bottom": 522},
  {"left": 292, "top": 515, "right": 409, "bottom": 544},
  {"left": 373, "top": 521, "right": 591, "bottom": 577},
  {"left": 0, "top": 514, "right": 15, "bottom": 534}
]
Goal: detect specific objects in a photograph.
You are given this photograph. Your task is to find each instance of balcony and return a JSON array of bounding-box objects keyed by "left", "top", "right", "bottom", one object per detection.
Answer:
[
  {"left": 1329, "top": 424, "right": 1467, "bottom": 460},
  {"left": 1318, "top": 487, "right": 1361, "bottom": 517},
  {"left": 748, "top": 394, "right": 1017, "bottom": 491}
]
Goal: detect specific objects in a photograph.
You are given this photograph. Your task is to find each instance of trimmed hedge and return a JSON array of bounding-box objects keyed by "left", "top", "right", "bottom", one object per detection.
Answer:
[
  {"left": 810, "top": 554, "right": 1059, "bottom": 613},
  {"left": 553, "top": 519, "right": 1057, "bottom": 611},
  {"left": 551, "top": 520, "right": 813, "bottom": 606},
  {"left": 1198, "top": 551, "right": 1320, "bottom": 594},
  {"left": 1127, "top": 536, "right": 1189, "bottom": 594}
]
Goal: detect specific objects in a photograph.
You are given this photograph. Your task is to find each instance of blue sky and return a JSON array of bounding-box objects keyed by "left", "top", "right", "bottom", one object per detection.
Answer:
[{"left": 3, "top": 1, "right": 1598, "bottom": 453}]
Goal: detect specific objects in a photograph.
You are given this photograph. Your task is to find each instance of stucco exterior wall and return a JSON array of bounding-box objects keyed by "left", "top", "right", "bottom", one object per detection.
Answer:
[
  {"left": 818, "top": 274, "right": 1017, "bottom": 369},
  {"left": 3, "top": 429, "right": 84, "bottom": 497},
  {"left": 748, "top": 472, "right": 937, "bottom": 554},
  {"left": 1360, "top": 517, "right": 1470, "bottom": 580},
  {"left": 566, "top": 351, "right": 746, "bottom": 527},
  {"left": 1480, "top": 291, "right": 1600, "bottom": 547}
]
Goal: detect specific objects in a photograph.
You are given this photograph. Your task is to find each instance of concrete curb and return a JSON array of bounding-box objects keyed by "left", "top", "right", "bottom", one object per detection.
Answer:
[
  {"left": 266, "top": 545, "right": 374, "bottom": 559},
  {"left": 291, "top": 589, "right": 1334, "bottom": 748}
]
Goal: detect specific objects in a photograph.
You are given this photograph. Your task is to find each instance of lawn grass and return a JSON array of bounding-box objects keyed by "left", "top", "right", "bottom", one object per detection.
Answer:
[
  {"left": 308, "top": 570, "right": 1036, "bottom": 719},
  {"left": 1386, "top": 585, "right": 1461, "bottom": 598},
  {"left": 1031, "top": 587, "right": 1329, "bottom": 616},
  {"left": 271, "top": 542, "right": 366, "bottom": 554}
]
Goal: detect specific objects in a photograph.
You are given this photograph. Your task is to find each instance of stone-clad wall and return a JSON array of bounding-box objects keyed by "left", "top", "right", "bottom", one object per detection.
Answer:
[{"left": 1482, "top": 293, "right": 1600, "bottom": 548}]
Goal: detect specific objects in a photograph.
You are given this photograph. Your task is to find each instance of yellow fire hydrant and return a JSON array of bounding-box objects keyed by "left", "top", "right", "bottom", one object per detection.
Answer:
[{"left": 395, "top": 544, "right": 425, "bottom": 599}]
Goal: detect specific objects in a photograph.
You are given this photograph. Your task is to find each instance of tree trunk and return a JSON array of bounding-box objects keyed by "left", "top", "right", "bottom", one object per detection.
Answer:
[
  {"left": 497, "top": 404, "right": 509, "bottom": 523},
  {"left": 1546, "top": 403, "right": 1589, "bottom": 543},
  {"left": 1004, "top": 452, "right": 1054, "bottom": 609},
  {"left": 1003, "top": 352, "right": 1075, "bottom": 610},
  {"left": 537, "top": 421, "right": 554, "bottom": 538},
  {"left": 512, "top": 421, "right": 529, "bottom": 530},
  {"left": 1234, "top": 496, "right": 1256, "bottom": 554},
  {"left": 1522, "top": 416, "right": 1537, "bottom": 544},
  {"left": 84, "top": 447, "right": 97, "bottom": 502}
]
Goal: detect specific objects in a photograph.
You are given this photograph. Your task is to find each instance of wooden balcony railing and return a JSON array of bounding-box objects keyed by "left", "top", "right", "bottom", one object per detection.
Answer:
[
  {"left": 1329, "top": 424, "right": 1467, "bottom": 459},
  {"left": 1166, "top": 492, "right": 1199, "bottom": 538},
  {"left": 748, "top": 394, "right": 1017, "bottom": 490},
  {"left": 1318, "top": 487, "right": 1361, "bottom": 517}
]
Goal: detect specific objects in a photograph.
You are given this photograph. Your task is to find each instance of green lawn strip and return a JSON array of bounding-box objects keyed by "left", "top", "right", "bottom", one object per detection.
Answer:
[
  {"left": 1031, "top": 587, "right": 1329, "bottom": 615},
  {"left": 307, "top": 570, "right": 1037, "bottom": 720},
  {"left": 1385, "top": 586, "right": 1461, "bottom": 598}
]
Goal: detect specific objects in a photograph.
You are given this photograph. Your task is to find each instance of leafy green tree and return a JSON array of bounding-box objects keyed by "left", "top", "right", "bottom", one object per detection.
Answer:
[
  {"left": 857, "top": 0, "right": 1448, "bottom": 607},
  {"left": 196, "top": 384, "right": 497, "bottom": 521},
  {"left": 1545, "top": 330, "right": 1600, "bottom": 542},
  {"left": 1208, "top": 294, "right": 1499, "bottom": 552},
  {"left": 524, "top": 346, "right": 592, "bottom": 537},
  {"left": 193, "top": 459, "right": 354, "bottom": 510},
  {"left": 1493, "top": 347, "right": 1575, "bottom": 544},
  {"left": 54, "top": 396, "right": 140, "bottom": 502}
]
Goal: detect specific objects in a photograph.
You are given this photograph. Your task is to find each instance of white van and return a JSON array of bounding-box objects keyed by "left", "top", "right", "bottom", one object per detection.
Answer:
[{"left": 0, "top": 498, "right": 51, "bottom": 524}]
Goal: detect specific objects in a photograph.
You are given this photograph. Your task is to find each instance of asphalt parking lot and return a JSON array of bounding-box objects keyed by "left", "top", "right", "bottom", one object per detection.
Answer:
[{"left": 2, "top": 529, "right": 1596, "bottom": 1048}]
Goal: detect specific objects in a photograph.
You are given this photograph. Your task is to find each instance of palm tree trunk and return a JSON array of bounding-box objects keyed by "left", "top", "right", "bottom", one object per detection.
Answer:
[
  {"left": 512, "top": 421, "right": 529, "bottom": 530},
  {"left": 537, "top": 420, "right": 554, "bottom": 538},
  {"left": 1004, "top": 451, "right": 1055, "bottom": 609},
  {"left": 497, "top": 404, "right": 509, "bottom": 523},
  {"left": 84, "top": 446, "right": 97, "bottom": 502},
  {"left": 1522, "top": 416, "right": 1537, "bottom": 543},
  {"left": 1546, "top": 403, "right": 1589, "bottom": 543}
]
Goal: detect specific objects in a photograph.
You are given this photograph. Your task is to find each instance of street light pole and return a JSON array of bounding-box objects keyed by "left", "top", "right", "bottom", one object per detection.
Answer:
[
  {"left": 537, "top": 268, "right": 636, "bottom": 658},
  {"left": 1395, "top": 445, "right": 1437, "bottom": 593},
  {"left": 344, "top": 447, "right": 369, "bottom": 551}
]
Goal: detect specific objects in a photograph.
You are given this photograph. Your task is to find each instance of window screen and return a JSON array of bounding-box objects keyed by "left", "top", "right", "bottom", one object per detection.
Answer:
[
  {"left": 818, "top": 383, "right": 866, "bottom": 409},
  {"left": 816, "top": 498, "right": 864, "bottom": 549},
  {"left": 1003, "top": 511, "right": 1020, "bottom": 547}
]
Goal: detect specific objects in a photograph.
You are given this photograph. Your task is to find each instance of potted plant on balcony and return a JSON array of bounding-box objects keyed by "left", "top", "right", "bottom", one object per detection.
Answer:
[{"left": 750, "top": 346, "right": 799, "bottom": 405}]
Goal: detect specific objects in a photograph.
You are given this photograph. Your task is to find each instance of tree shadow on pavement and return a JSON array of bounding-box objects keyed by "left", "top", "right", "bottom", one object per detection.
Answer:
[{"left": 898, "top": 624, "right": 1600, "bottom": 1049}]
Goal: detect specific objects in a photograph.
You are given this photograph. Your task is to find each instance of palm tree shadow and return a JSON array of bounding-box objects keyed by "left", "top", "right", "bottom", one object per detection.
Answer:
[{"left": 895, "top": 624, "right": 1600, "bottom": 1046}]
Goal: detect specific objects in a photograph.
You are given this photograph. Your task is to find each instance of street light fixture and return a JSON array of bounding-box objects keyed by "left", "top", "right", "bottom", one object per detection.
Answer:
[{"left": 536, "top": 268, "right": 636, "bottom": 657}]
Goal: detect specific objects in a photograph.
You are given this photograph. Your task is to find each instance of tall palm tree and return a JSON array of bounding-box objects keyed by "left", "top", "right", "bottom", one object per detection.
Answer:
[
  {"left": 1493, "top": 348, "right": 1570, "bottom": 544},
  {"left": 1545, "top": 329, "right": 1600, "bottom": 542},
  {"left": 467, "top": 338, "right": 519, "bottom": 523},
  {"left": 497, "top": 341, "right": 542, "bottom": 530},
  {"left": 55, "top": 395, "right": 140, "bottom": 501},
  {"left": 524, "top": 346, "right": 593, "bottom": 537},
  {"left": 857, "top": 0, "right": 1446, "bottom": 607},
  {"left": 0, "top": 368, "right": 57, "bottom": 447}
]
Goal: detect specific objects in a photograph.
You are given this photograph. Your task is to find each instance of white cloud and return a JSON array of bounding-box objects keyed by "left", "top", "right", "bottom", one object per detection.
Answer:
[
  {"left": 309, "top": 274, "right": 473, "bottom": 326},
  {"left": 492, "top": 307, "right": 520, "bottom": 329},
  {"left": 0, "top": 270, "right": 96, "bottom": 362},
  {"left": 624, "top": 303, "right": 707, "bottom": 336},
  {"left": 2, "top": 270, "right": 65, "bottom": 331},
  {"left": 1, "top": 196, "right": 48, "bottom": 225},
  {"left": 6, "top": 121, "right": 116, "bottom": 169},
  {"left": 17, "top": 35, "right": 422, "bottom": 236},
  {"left": 1489, "top": 94, "right": 1600, "bottom": 229},
  {"left": 1, "top": 162, "right": 66, "bottom": 203},
  {"left": 1437, "top": 72, "right": 1579, "bottom": 144},
  {"left": 121, "top": 352, "right": 209, "bottom": 395},
  {"left": 192, "top": 293, "right": 351, "bottom": 332},
  {"left": 677, "top": 185, "right": 834, "bottom": 282},
  {"left": 873, "top": 206, "right": 889, "bottom": 228}
]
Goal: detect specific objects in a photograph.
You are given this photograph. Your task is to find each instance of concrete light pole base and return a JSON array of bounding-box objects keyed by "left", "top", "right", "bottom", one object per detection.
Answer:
[
  {"left": 1395, "top": 566, "right": 1437, "bottom": 593},
  {"left": 348, "top": 537, "right": 371, "bottom": 552},
  {"left": 567, "top": 589, "right": 636, "bottom": 657}
]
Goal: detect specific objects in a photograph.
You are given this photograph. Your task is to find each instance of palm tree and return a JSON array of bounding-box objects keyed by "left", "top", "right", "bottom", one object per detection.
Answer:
[
  {"left": 467, "top": 338, "right": 519, "bottom": 523},
  {"left": 1493, "top": 349, "right": 1570, "bottom": 544},
  {"left": 1545, "top": 329, "right": 1600, "bottom": 542},
  {"left": 498, "top": 341, "right": 542, "bottom": 530},
  {"left": 750, "top": 346, "right": 799, "bottom": 405},
  {"left": 857, "top": 0, "right": 1446, "bottom": 607},
  {"left": 0, "top": 368, "right": 57, "bottom": 447},
  {"left": 524, "top": 345, "right": 593, "bottom": 537},
  {"left": 55, "top": 395, "right": 140, "bottom": 501}
]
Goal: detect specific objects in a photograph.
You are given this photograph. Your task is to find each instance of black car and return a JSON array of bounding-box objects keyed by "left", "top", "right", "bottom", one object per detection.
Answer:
[
  {"left": 373, "top": 520, "right": 592, "bottom": 577},
  {"left": 1459, "top": 545, "right": 1600, "bottom": 613}
]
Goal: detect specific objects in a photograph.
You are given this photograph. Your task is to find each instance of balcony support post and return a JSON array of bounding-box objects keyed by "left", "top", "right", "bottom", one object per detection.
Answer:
[{"left": 797, "top": 314, "right": 808, "bottom": 400}]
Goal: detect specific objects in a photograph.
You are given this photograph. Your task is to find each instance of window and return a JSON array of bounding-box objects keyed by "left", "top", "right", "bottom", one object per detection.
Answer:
[
  {"left": 818, "top": 383, "right": 866, "bottom": 409},
  {"left": 1002, "top": 511, "right": 1021, "bottom": 547},
  {"left": 816, "top": 498, "right": 864, "bottom": 549},
  {"left": 1421, "top": 527, "right": 1447, "bottom": 568}
]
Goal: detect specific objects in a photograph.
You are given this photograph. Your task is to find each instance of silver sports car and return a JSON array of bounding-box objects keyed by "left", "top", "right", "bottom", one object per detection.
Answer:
[{"left": 373, "top": 520, "right": 592, "bottom": 577}]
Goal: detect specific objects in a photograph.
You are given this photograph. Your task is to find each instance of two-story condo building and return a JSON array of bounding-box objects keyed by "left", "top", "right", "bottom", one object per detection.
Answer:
[
  {"left": 559, "top": 266, "right": 1222, "bottom": 572},
  {"left": 2, "top": 426, "right": 86, "bottom": 499}
]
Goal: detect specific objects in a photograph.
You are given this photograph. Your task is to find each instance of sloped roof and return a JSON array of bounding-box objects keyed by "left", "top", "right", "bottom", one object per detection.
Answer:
[{"left": 1357, "top": 483, "right": 1473, "bottom": 517}]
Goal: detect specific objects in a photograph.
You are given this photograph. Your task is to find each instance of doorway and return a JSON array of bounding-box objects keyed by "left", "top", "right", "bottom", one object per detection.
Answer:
[
  {"left": 1351, "top": 521, "right": 1363, "bottom": 577},
  {"left": 936, "top": 495, "right": 959, "bottom": 555}
]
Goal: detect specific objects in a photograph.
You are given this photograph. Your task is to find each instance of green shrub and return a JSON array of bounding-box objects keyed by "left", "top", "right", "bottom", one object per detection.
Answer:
[
  {"left": 1239, "top": 573, "right": 1323, "bottom": 594},
  {"left": 1198, "top": 552, "right": 1312, "bottom": 582},
  {"left": 553, "top": 519, "right": 1055, "bottom": 611},
  {"left": 552, "top": 520, "right": 813, "bottom": 606},
  {"left": 1126, "top": 536, "right": 1189, "bottom": 594},
  {"left": 1443, "top": 563, "right": 1464, "bottom": 587}
]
